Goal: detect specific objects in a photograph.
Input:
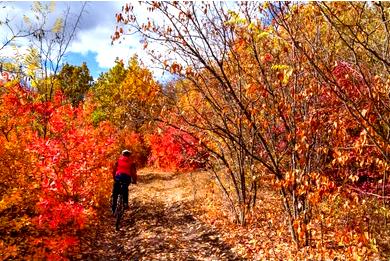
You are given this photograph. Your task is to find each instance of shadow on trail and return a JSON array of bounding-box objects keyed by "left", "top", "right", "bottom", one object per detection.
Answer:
[
  {"left": 76, "top": 199, "right": 245, "bottom": 261},
  {"left": 122, "top": 200, "right": 243, "bottom": 260}
]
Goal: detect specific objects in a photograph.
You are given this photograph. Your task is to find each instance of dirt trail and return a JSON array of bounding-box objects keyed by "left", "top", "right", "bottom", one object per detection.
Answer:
[{"left": 73, "top": 170, "right": 245, "bottom": 261}]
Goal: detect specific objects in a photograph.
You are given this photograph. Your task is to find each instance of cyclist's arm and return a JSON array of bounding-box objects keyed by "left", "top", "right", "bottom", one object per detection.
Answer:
[{"left": 131, "top": 164, "right": 137, "bottom": 184}]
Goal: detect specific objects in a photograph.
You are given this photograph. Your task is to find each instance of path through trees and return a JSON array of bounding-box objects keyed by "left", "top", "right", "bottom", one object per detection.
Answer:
[{"left": 73, "top": 170, "right": 245, "bottom": 260}]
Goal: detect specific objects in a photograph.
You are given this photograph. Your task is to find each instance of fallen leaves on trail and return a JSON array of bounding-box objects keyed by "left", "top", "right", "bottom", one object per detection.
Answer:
[
  {"left": 70, "top": 169, "right": 245, "bottom": 260},
  {"left": 70, "top": 169, "right": 383, "bottom": 260}
]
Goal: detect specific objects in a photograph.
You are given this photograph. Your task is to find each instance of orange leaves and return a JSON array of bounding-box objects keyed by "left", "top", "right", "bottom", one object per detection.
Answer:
[
  {"left": 245, "top": 84, "right": 258, "bottom": 96},
  {"left": 276, "top": 71, "right": 284, "bottom": 81},
  {"left": 0, "top": 242, "right": 18, "bottom": 260},
  {"left": 185, "top": 66, "right": 194, "bottom": 77},
  {"left": 152, "top": 1, "right": 161, "bottom": 9},
  {"left": 164, "top": 61, "right": 190, "bottom": 76},
  {"left": 170, "top": 62, "right": 182, "bottom": 74},
  {"left": 162, "top": 60, "right": 169, "bottom": 69},
  {"left": 122, "top": 3, "right": 132, "bottom": 13},
  {"left": 293, "top": 220, "right": 307, "bottom": 241},
  {"left": 117, "top": 129, "right": 148, "bottom": 166},
  {"left": 115, "top": 13, "right": 124, "bottom": 23},
  {"left": 112, "top": 30, "right": 120, "bottom": 41}
]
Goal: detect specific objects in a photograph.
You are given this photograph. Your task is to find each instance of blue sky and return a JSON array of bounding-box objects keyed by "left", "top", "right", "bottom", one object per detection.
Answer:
[{"left": 64, "top": 51, "right": 101, "bottom": 80}]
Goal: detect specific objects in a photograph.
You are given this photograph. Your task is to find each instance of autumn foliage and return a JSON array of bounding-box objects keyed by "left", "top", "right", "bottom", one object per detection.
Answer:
[
  {"left": 147, "top": 125, "right": 206, "bottom": 171},
  {"left": 2, "top": 1, "right": 390, "bottom": 260},
  {"left": 113, "top": 1, "right": 390, "bottom": 259},
  {"left": 0, "top": 82, "right": 118, "bottom": 259}
]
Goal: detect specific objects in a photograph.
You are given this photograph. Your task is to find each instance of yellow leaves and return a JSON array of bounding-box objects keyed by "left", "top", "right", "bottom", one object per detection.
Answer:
[
  {"left": 257, "top": 31, "right": 269, "bottom": 39},
  {"left": 48, "top": 1, "right": 56, "bottom": 13},
  {"left": 23, "top": 15, "right": 31, "bottom": 26},
  {"left": 332, "top": 149, "right": 349, "bottom": 166},
  {"left": 24, "top": 47, "right": 40, "bottom": 73},
  {"left": 271, "top": 64, "right": 293, "bottom": 85},
  {"left": 32, "top": 2, "right": 43, "bottom": 13},
  {"left": 94, "top": 55, "right": 162, "bottom": 128},
  {"left": 226, "top": 10, "right": 247, "bottom": 26},
  {"left": 12, "top": 215, "right": 31, "bottom": 232},
  {"left": 0, "top": 189, "right": 22, "bottom": 212},
  {"left": 359, "top": 129, "right": 367, "bottom": 145},
  {"left": 52, "top": 18, "right": 63, "bottom": 33},
  {"left": 248, "top": 22, "right": 256, "bottom": 31},
  {"left": 349, "top": 174, "right": 359, "bottom": 182},
  {"left": 283, "top": 68, "right": 293, "bottom": 85},
  {"left": 375, "top": 158, "right": 389, "bottom": 172},
  {"left": 369, "top": 237, "right": 379, "bottom": 253},
  {"left": 271, "top": 64, "right": 290, "bottom": 71}
]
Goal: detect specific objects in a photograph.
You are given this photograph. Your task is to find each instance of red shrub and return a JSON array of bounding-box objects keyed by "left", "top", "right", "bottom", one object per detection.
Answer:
[{"left": 147, "top": 125, "right": 206, "bottom": 171}]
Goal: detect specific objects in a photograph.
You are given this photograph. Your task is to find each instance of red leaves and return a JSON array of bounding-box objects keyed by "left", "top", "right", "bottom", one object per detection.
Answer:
[
  {"left": 0, "top": 84, "right": 118, "bottom": 259},
  {"left": 263, "top": 53, "right": 273, "bottom": 63},
  {"left": 37, "top": 199, "right": 86, "bottom": 230},
  {"left": 332, "top": 61, "right": 367, "bottom": 100},
  {"left": 147, "top": 125, "right": 206, "bottom": 171},
  {"left": 31, "top": 102, "right": 115, "bottom": 224}
]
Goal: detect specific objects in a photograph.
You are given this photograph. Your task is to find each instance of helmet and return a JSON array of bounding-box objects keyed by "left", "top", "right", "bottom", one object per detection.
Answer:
[{"left": 122, "top": 149, "right": 132, "bottom": 156}]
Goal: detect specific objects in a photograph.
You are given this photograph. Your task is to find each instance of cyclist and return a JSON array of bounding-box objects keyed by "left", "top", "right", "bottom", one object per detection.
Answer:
[{"left": 112, "top": 149, "right": 137, "bottom": 214}]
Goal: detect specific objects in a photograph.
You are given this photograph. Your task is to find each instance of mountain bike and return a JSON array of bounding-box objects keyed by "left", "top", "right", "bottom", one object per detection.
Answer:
[{"left": 114, "top": 181, "right": 127, "bottom": 231}]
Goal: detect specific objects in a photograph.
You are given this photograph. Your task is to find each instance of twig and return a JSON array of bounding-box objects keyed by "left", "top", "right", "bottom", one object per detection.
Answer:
[{"left": 347, "top": 185, "right": 390, "bottom": 199}]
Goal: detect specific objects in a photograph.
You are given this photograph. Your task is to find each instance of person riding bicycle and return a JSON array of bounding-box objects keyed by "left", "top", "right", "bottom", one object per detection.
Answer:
[{"left": 112, "top": 149, "right": 137, "bottom": 214}]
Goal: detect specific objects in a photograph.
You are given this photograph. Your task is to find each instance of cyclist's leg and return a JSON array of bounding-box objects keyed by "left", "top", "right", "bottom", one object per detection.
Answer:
[
  {"left": 112, "top": 178, "right": 121, "bottom": 213},
  {"left": 121, "top": 175, "right": 131, "bottom": 209}
]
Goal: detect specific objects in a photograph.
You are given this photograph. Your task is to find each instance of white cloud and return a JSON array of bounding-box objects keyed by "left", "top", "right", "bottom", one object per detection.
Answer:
[
  {"left": 0, "top": 1, "right": 170, "bottom": 80},
  {"left": 69, "top": 25, "right": 140, "bottom": 68}
]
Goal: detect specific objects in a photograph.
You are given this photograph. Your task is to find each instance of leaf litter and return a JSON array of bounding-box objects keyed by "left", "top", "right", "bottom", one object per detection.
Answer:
[{"left": 69, "top": 169, "right": 246, "bottom": 260}]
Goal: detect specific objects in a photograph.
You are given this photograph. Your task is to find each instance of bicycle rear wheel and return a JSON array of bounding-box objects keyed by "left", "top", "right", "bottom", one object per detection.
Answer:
[{"left": 115, "top": 194, "right": 124, "bottom": 231}]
